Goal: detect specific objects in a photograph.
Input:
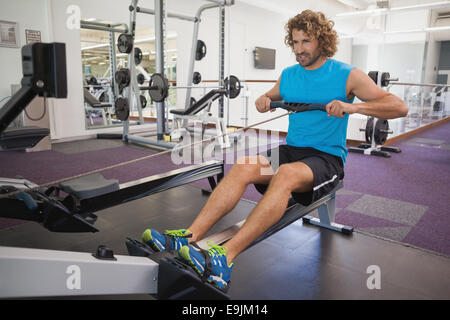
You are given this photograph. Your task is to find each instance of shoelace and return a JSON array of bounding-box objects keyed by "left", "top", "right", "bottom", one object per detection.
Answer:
[
  {"left": 206, "top": 241, "right": 228, "bottom": 257},
  {"left": 165, "top": 229, "right": 192, "bottom": 238}
]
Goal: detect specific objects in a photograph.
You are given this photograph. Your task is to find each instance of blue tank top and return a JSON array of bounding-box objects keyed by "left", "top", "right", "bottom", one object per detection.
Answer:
[{"left": 280, "top": 59, "right": 355, "bottom": 165}]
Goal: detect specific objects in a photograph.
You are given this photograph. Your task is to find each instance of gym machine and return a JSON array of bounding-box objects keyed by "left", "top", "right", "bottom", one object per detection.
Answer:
[
  {"left": 112, "top": 0, "right": 239, "bottom": 149},
  {"left": 81, "top": 20, "right": 129, "bottom": 126},
  {"left": 0, "top": 42, "right": 352, "bottom": 299},
  {"left": 142, "top": 72, "right": 241, "bottom": 148},
  {"left": 0, "top": 41, "right": 225, "bottom": 299},
  {"left": 0, "top": 42, "right": 224, "bottom": 233},
  {"left": 0, "top": 171, "right": 348, "bottom": 300},
  {"left": 80, "top": 19, "right": 129, "bottom": 100}
]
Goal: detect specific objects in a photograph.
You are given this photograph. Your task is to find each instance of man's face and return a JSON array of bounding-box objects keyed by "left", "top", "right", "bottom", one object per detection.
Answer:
[{"left": 292, "top": 29, "right": 322, "bottom": 68}]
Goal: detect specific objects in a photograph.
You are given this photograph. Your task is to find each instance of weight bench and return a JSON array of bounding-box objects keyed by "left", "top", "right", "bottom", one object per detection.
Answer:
[
  {"left": 84, "top": 88, "right": 113, "bottom": 126},
  {"left": 170, "top": 89, "right": 232, "bottom": 149}
]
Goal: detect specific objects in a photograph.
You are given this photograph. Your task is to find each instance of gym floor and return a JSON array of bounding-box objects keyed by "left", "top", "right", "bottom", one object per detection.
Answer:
[
  {"left": 0, "top": 121, "right": 449, "bottom": 299},
  {"left": 0, "top": 185, "right": 449, "bottom": 299}
]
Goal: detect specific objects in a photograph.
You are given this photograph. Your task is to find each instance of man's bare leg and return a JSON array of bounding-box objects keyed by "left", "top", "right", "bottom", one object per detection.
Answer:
[
  {"left": 223, "top": 162, "right": 314, "bottom": 265},
  {"left": 188, "top": 155, "right": 274, "bottom": 242}
]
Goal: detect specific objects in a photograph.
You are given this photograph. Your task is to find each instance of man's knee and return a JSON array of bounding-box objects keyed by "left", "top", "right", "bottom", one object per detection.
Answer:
[
  {"left": 230, "top": 155, "right": 272, "bottom": 182},
  {"left": 272, "top": 163, "right": 313, "bottom": 192}
]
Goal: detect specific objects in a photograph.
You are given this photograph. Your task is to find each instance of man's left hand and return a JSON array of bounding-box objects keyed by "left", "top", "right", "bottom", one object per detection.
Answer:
[{"left": 325, "top": 100, "right": 357, "bottom": 118}]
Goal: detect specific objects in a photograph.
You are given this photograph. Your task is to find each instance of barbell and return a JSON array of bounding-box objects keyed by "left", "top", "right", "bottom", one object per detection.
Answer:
[
  {"left": 368, "top": 71, "right": 399, "bottom": 88},
  {"left": 368, "top": 71, "right": 450, "bottom": 89},
  {"left": 140, "top": 73, "right": 242, "bottom": 102}
]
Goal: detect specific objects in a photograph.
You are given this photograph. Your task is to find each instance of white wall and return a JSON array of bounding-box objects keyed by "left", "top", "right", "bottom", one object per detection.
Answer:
[
  {"left": 0, "top": 0, "right": 51, "bottom": 100},
  {"left": 424, "top": 11, "right": 442, "bottom": 86}
]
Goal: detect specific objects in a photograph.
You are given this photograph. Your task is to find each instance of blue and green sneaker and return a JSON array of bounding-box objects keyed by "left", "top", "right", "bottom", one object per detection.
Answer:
[
  {"left": 142, "top": 228, "right": 192, "bottom": 252},
  {"left": 178, "top": 241, "right": 233, "bottom": 291}
]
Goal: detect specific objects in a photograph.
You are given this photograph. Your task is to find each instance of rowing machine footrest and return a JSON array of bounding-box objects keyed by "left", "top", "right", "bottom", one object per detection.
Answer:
[
  {"left": 157, "top": 253, "right": 231, "bottom": 300},
  {"left": 126, "top": 238, "right": 156, "bottom": 257}
]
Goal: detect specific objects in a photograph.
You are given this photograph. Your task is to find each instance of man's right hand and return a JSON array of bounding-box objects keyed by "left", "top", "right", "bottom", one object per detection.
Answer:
[{"left": 255, "top": 95, "right": 274, "bottom": 113}]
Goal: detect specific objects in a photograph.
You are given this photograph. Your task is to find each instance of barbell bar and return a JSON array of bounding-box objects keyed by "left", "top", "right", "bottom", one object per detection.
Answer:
[
  {"left": 389, "top": 81, "right": 450, "bottom": 88},
  {"left": 369, "top": 71, "right": 450, "bottom": 88},
  {"left": 139, "top": 73, "right": 242, "bottom": 102}
]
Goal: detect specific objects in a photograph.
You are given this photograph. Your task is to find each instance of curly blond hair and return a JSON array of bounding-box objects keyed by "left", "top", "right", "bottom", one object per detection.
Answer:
[{"left": 284, "top": 10, "right": 338, "bottom": 58}]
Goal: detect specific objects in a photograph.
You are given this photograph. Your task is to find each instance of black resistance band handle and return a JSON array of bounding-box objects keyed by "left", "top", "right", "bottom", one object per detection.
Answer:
[
  {"left": 270, "top": 101, "right": 345, "bottom": 115},
  {"left": 270, "top": 101, "right": 327, "bottom": 112}
]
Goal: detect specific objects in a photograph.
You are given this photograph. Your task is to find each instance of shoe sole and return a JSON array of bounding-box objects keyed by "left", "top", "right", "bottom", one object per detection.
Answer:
[{"left": 178, "top": 246, "right": 226, "bottom": 290}]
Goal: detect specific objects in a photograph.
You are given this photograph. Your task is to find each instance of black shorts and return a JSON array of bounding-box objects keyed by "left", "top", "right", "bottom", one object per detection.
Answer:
[{"left": 254, "top": 145, "right": 344, "bottom": 206}]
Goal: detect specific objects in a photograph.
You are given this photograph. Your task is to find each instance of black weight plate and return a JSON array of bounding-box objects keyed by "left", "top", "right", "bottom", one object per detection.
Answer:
[
  {"left": 115, "top": 98, "right": 130, "bottom": 121},
  {"left": 368, "top": 71, "right": 378, "bottom": 85},
  {"left": 149, "top": 73, "right": 169, "bottom": 102},
  {"left": 381, "top": 72, "right": 390, "bottom": 87},
  {"left": 374, "top": 119, "right": 389, "bottom": 145},
  {"left": 137, "top": 73, "right": 145, "bottom": 85},
  {"left": 365, "top": 117, "right": 374, "bottom": 144},
  {"left": 140, "top": 95, "right": 147, "bottom": 109},
  {"left": 196, "top": 40, "right": 207, "bottom": 61},
  {"left": 117, "top": 33, "right": 133, "bottom": 54},
  {"left": 224, "top": 75, "right": 241, "bottom": 99},
  {"left": 134, "top": 47, "right": 143, "bottom": 65},
  {"left": 433, "top": 101, "right": 442, "bottom": 111},
  {"left": 193, "top": 71, "right": 202, "bottom": 84},
  {"left": 115, "top": 69, "right": 131, "bottom": 88}
]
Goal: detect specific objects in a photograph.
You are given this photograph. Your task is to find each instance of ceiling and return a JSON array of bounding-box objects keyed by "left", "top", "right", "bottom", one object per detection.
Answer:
[
  {"left": 238, "top": 0, "right": 450, "bottom": 40},
  {"left": 235, "top": 0, "right": 374, "bottom": 17}
]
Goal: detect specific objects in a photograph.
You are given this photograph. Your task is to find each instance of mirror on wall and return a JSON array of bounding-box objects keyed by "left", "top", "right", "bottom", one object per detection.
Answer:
[{"left": 80, "top": 23, "right": 177, "bottom": 130}]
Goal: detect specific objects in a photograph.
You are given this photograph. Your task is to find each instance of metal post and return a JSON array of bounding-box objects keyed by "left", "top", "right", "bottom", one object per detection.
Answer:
[
  {"left": 185, "top": 16, "right": 201, "bottom": 111},
  {"left": 128, "top": 0, "right": 144, "bottom": 124},
  {"left": 109, "top": 31, "right": 118, "bottom": 101},
  {"left": 218, "top": 6, "right": 225, "bottom": 119},
  {"left": 155, "top": 0, "right": 166, "bottom": 141},
  {"left": 80, "top": 20, "right": 128, "bottom": 33},
  {"left": 226, "top": 5, "right": 231, "bottom": 127},
  {"left": 122, "top": 0, "right": 138, "bottom": 141},
  {"left": 163, "top": 3, "right": 169, "bottom": 135},
  {"left": 134, "top": 6, "right": 197, "bottom": 22},
  {"left": 184, "top": 3, "right": 221, "bottom": 111}
]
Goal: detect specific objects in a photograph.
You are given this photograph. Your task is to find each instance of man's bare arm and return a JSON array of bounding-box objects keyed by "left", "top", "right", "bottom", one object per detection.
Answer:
[
  {"left": 350, "top": 68, "right": 408, "bottom": 119},
  {"left": 255, "top": 77, "right": 282, "bottom": 113},
  {"left": 327, "top": 69, "right": 408, "bottom": 119}
]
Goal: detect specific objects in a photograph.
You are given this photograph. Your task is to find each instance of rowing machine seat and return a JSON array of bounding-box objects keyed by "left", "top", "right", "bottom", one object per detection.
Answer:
[{"left": 59, "top": 173, "right": 119, "bottom": 200}]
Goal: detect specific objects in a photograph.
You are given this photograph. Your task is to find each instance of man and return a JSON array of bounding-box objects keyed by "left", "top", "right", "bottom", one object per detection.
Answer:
[{"left": 141, "top": 10, "right": 408, "bottom": 290}]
